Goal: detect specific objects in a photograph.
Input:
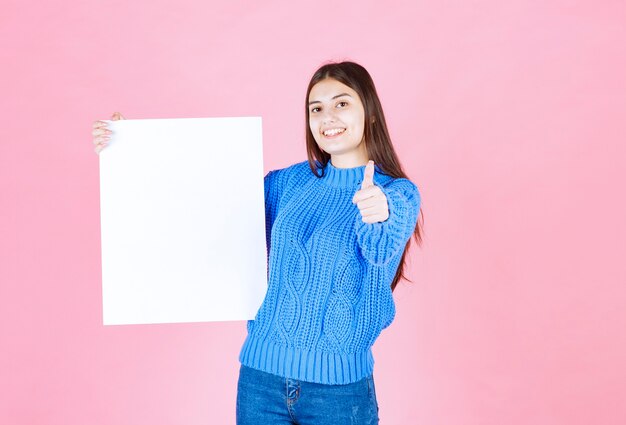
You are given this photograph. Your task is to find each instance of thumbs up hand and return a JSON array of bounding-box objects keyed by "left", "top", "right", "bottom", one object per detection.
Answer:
[{"left": 352, "top": 160, "right": 389, "bottom": 223}]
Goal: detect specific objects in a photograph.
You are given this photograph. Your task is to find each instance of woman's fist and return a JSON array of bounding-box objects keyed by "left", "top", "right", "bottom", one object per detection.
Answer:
[
  {"left": 93, "top": 112, "right": 125, "bottom": 154},
  {"left": 352, "top": 160, "right": 389, "bottom": 223}
]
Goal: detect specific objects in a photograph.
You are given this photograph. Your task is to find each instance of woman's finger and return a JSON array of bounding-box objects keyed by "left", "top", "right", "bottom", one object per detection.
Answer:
[
  {"left": 92, "top": 128, "right": 112, "bottom": 137},
  {"left": 111, "top": 112, "right": 125, "bottom": 120},
  {"left": 361, "top": 160, "right": 375, "bottom": 189},
  {"left": 93, "top": 135, "right": 110, "bottom": 145}
]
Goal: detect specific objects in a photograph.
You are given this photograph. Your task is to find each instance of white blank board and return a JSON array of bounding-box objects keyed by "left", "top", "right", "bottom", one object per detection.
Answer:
[{"left": 99, "top": 117, "right": 267, "bottom": 325}]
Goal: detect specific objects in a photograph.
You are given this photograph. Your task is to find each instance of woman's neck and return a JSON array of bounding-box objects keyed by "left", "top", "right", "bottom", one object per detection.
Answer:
[{"left": 330, "top": 151, "right": 369, "bottom": 168}]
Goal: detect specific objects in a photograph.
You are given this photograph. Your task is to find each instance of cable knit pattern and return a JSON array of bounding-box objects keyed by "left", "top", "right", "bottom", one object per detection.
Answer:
[{"left": 238, "top": 159, "right": 421, "bottom": 384}]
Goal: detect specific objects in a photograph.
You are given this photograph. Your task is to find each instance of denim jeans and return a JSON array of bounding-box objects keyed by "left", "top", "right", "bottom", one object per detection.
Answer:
[{"left": 236, "top": 364, "right": 379, "bottom": 424}]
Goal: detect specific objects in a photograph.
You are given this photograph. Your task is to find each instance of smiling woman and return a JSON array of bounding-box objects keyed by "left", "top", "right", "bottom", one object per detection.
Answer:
[{"left": 235, "top": 60, "right": 425, "bottom": 425}]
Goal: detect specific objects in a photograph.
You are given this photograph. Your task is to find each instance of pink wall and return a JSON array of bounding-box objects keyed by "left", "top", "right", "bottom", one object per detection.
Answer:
[{"left": 1, "top": 1, "right": 625, "bottom": 424}]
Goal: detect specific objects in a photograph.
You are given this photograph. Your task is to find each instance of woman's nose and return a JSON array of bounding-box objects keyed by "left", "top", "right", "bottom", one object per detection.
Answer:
[{"left": 322, "top": 110, "right": 337, "bottom": 124}]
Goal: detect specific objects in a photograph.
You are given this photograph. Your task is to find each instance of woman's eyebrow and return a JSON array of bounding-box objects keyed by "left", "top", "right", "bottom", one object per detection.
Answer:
[{"left": 308, "top": 93, "right": 353, "bottom": 105}]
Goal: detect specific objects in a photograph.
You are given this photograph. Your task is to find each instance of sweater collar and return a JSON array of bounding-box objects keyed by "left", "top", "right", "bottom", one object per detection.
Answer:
[{"left": 320, "top": 160, "right": 380, "bottom": 188}]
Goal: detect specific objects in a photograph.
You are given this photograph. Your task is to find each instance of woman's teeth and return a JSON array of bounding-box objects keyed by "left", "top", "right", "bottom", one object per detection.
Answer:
[{"left": 323, "top": 128, "right": 346, "bottom": 137}]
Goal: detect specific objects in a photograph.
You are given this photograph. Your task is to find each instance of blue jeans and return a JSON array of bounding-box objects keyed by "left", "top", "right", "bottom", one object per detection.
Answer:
[{"left": 236, "top": 364, "right": 380, "bottom": 424}]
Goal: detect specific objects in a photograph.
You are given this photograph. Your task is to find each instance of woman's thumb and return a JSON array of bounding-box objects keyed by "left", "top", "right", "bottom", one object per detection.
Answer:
[
  {"left": 111, "top": 112, "right": 125, "bottom": 121},
  {"left": 361, "top": 160, "right": 375, "bottom": 189}
]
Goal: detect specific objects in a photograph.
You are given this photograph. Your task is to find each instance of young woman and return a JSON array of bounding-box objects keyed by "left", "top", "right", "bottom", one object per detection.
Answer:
[{"left": 92, "top": 61, "right": 423, "bottom": 424}]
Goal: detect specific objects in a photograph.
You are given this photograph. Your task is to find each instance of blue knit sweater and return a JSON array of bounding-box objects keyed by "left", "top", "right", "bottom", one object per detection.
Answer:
[{"left": 238, "top": 159, "right": 421, "bottom": 384}]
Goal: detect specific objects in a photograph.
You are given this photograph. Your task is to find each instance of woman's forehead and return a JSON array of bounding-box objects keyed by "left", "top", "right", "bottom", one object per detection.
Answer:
[{"left": 309, "top": 79, "right": 359, "bottom": 101}]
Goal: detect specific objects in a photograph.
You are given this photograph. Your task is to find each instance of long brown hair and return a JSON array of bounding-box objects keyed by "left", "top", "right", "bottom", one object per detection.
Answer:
[{"left": 304, "top": 61, "right": 424, "bottom": 292}]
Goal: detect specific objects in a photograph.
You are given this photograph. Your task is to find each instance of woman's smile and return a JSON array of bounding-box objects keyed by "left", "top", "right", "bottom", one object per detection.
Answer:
[{"left": 322, "top": 127, "right": 346, "bottom": 138}]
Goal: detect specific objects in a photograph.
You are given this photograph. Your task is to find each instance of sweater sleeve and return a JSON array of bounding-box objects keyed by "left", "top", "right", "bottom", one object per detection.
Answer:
[
  {"left": 264, "top": 168, "right": 289, "bottom": 256},
  {"left": 354, "top": 178, "right": 421, "bottom": 266}
]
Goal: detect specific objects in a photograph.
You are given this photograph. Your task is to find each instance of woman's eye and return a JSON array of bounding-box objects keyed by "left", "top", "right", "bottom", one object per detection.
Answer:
[
  {"left": 337, "top": 101, "right": 348, "bottom": 108},
  {"left": 311, "top": 107, "right": 320, "bottom": 113}
]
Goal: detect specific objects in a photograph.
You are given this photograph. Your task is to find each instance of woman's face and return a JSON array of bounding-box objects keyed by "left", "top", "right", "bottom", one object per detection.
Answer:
[{"left": 308, "top": 78, "right": 368, "bottom": 167}]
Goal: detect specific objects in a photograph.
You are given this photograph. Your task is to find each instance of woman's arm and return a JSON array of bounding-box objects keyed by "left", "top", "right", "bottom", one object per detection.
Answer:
[
  {"left": 263, "top": 168, "right": 289, "bottom": 256},
  {"left": 354, "top": 178, "right": 421, "bottom": 266}
]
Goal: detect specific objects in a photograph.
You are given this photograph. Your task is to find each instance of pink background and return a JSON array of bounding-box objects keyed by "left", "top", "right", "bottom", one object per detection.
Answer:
[{"left": 1, "top": 1, "right": 625, "bottom": 424}]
